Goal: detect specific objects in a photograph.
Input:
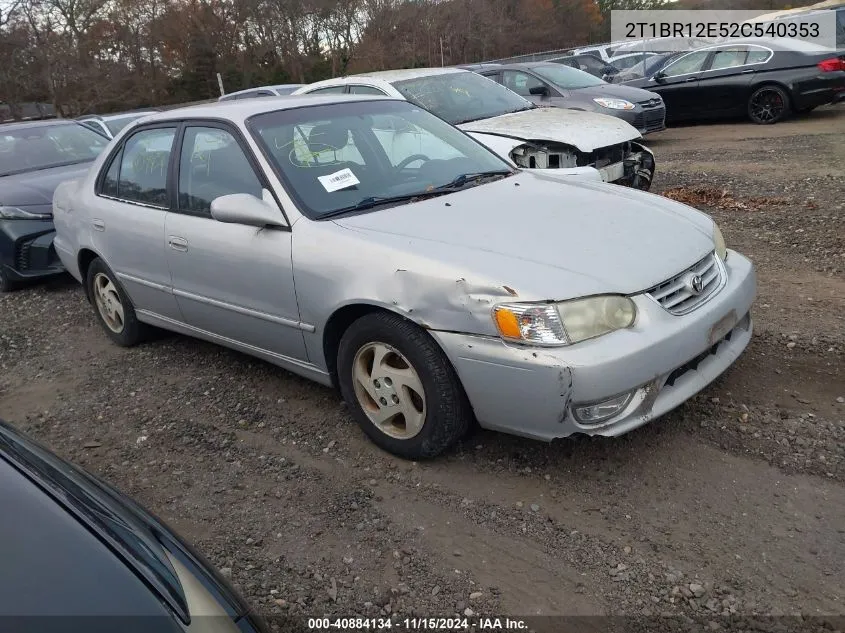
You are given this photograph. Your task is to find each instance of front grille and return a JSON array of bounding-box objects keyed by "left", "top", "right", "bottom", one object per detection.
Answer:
[
  {"left": 638, "top": 98, "right": 663, "bottom": 108},
  {"left": 633, "top": 105, "right": 666, "bottom": 132},
  {"left": 647, "top": 253, "right": 724, "bottom": 315}
]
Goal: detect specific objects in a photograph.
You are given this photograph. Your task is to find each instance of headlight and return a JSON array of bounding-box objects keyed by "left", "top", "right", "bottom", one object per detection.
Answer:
[
  {"left": 713, "top": 223, "right": 727, "bottom": 261},
  {"left": 0, "top": 205, "right": 52, "bottom": 220},
  {"left": 493, "top": 295, "right": 637, "bottom": 346},
  {"left": 593, "top": 98, "right": 635, "bottom": 110}
]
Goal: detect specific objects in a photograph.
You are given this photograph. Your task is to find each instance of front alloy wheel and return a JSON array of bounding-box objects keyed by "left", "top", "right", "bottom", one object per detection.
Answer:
[
  {"left": 352, "top": 342, "right": 426, "bottom": 440},
  {"left": 337, "top": 311, "right": 473, "bottom": 459}
]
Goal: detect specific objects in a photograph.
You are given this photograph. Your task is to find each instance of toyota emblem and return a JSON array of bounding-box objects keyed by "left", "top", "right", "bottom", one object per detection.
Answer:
[{"left": 685, "top": 274, "right": 704, "bottom": 295}]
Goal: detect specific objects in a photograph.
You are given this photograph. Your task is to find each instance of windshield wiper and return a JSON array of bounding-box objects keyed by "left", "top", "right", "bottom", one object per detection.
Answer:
[
  {"left": 319, "top": 171, "right": 514, "bottom": 220},
  {"left": 432, "top": 170, "right": 514, "bottom": 191},
  {"left": 319, "top": 192, "right": 445, "bottom": 219}
]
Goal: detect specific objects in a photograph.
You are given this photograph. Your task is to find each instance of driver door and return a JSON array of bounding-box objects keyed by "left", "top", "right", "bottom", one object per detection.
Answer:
[
  {"left": 501, "top": 70, "right": 562, "bottom": 106},
  {"left": 164, "top": 122, "right": 307, "bottom": 361},
  {"left": 649, "top": 49, "right": 712, "bottom": 118}
]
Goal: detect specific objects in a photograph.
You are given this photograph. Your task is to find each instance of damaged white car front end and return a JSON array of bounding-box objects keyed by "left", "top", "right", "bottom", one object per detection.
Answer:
[
  {"left": 292, "top": 68, "right": 655, "bottom": 190},
  {"left": 460, "top": 107, "right": 655, "bottom": 190}
]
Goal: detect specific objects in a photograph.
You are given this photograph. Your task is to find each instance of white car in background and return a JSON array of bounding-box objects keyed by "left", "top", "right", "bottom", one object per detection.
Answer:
[{"left": 293, "top": 68, "right": 656, "bottom": 190}]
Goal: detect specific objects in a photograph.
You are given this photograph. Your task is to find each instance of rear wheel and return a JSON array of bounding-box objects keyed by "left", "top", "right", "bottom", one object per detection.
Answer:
[
  {"left": 86, "top": 258, "right": 148, "bottom": 346},
  {"left": 748, "top": 85, "right": 790, "bottom": 124},
  {"left": 337, "top": 312, "right": 473, "bottom": 459}
]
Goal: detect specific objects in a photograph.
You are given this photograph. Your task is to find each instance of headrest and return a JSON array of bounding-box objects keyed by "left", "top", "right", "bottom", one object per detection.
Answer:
[{"left": 307, "top": 123, "right": 349, "bottom": 156}]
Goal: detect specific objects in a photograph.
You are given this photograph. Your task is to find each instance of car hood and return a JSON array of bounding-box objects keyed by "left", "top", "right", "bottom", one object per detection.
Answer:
[
  {"left": 456, "top": 107, "right": 641, "bottom": 153},
  {"left": 574, "top": 83, "right": 661, "bottom": 103},
  {"left": 333, "top": 171, "right": 715, "bottom": 298},
  {"left": 0, "top": 163, "right": 93, "bottom": 207}
]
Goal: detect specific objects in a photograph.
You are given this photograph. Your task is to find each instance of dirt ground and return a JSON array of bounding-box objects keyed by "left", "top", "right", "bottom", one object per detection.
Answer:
[{"left": 1, "top": 105, "right": 843, "bottom": 632}]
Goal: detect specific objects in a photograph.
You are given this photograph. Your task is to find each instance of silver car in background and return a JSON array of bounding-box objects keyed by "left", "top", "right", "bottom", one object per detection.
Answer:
[{"left": 52, "top": 96, "right": 756, "bottom": 459}]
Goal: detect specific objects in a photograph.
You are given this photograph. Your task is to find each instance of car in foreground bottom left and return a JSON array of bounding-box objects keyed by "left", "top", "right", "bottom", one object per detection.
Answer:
[{"left": 0, "top": 419, "right": 267, "bottom": 633}]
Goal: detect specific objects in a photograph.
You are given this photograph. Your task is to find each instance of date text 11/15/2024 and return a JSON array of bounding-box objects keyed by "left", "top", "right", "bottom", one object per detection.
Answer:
[{"left": 307, "top": 617, "right": 529, "bottom": 630}]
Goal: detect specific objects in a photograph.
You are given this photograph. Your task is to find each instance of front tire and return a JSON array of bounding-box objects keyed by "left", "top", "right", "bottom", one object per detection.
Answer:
[
  {"left": 337, "top": 312, "right": 473, "bottom": 459},
  {"left": 0, "top": 267, "right": 16, "bottom": 293},
  {"left": 748, "top": 85, "right": 791, "bottom": 124},
  {"left": 86, "top": 258, "right": 148, "bottom": 346}
]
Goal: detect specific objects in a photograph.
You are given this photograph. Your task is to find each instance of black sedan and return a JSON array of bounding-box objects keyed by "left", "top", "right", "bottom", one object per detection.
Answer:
[
  {"left": 621, "top": 39, "right": 845, "bottom": 124},
  {"left": 0, "top": 418, "right": 267, "bottom": 633},
  {"left": 477, "top": 62, "right": 667, "bottom": 134},
  {"left": 0, "top": 120, "right": 109, "bottom": 291}
]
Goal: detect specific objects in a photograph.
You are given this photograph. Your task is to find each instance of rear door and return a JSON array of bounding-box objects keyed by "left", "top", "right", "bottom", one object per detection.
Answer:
[
  {"left": 164, "top": 122, "right": 307, "bottom": 360},
  {"left": 695, "top": 46, "right": 764, "bottom": 116},
  {"left": 90, "top": 125, "right": 181, "bottom": 319}
]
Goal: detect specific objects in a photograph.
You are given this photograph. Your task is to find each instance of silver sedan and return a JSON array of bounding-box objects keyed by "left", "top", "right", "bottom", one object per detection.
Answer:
[{"left": 52, "top": 95, "right": 756, "bottom": 459}]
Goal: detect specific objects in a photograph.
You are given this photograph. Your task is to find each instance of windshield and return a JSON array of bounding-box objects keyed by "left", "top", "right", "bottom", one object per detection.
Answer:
[
  {"left": 249, "top": 99, "right": 513, "bottom": 219},
  {"left": 391, "top": 71, "right": 533, "bottom": 124},
  {"left": 105, "top": 114, "right": 148, "bottom": 136},
  {"left": 532, "top": 64, "right": 606, "bottom": 89},
  {"left": 0, "top": 123, "right": 109, "bottom": 176}
]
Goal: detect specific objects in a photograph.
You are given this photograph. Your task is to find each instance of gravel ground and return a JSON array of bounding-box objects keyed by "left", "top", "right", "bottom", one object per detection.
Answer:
[{"left": 1, "top": 105, "right": 844, "bottom": 632}]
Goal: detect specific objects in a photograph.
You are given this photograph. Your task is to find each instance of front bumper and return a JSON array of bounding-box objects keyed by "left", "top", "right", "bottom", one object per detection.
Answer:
[
  {"left": 431, "top": 251, "right": 756, "bottom": 441},
  {"left": 0, "top": 220, "right": 65, "bottom": 282}
]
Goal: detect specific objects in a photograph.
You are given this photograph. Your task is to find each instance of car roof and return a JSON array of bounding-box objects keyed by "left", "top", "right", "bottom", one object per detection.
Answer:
[
  {"left": 78, "top": 110, "right": 160, "bottom": 121},
  {"left": 350, "top": 67, "right": 467, "bottom": 82},
  {"left": 0, "top": 119, "right": 81, "bottom": 131},
  {"left": 140, "top": 93, "right": 396, "bottom": 124}
]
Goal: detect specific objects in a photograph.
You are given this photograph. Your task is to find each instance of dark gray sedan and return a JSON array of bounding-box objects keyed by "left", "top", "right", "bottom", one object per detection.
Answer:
[
  {"left": 477, "top": 62, "right": 666, "bottom": 135},
  {"left": 0, "top": 120, "right": 109, "bottom": 291}
]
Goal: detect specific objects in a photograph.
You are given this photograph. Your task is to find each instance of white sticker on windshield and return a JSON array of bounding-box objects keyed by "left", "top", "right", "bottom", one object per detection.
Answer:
[{"left": 318, "top": 168, "right": 360, "bottom": 193}]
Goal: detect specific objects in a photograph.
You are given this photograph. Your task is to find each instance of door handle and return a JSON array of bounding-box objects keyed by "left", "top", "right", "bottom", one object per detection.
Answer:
[
  {"left": 168, "top": 236, "right": 188, "bottom": 252},
  {"left": 741, "top": 69, "right": 754, "bottom": 74},
  {"left": 685, "top": 76, "right": 698, "bottom": 82},
  {"left": 92, "top": 219, "right": 105, "bottom": 232}
]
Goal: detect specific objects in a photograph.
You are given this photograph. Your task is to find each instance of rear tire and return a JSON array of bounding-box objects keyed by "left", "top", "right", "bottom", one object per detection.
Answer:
[
  {"left": 86, "top": 258, "right": 149, "bottom": 346},
  {"left": 337, "top": 311, "right": 473, "bottom": 459},
  {"left": 748, "top": 85, "right": 791, "bottom": 124}
]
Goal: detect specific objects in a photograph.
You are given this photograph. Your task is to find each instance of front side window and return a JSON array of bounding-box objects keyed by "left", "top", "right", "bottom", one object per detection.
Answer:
[
  {"left": 392, "top": 71, "right": 533, "bottom": 125},
  {"left": 178, "top": 127, "right": 263, "bottom": 216},
  {"left": 662, "top": 51, "right": 710, "bottom": 77},
  {"left": 532, "top": 64, "right": 605, "bottom": 89},
  {"left": 116, "top": 127, "right": 176, "bottom": 206},
  {"left": 249, "top": 100, "right": 512, "bottom": 219},
  {"left": 501, "top": 71, "right": 546, "bottom": 97},
  {"left": 0, "top": 123, "right": 109, "bottom": 177}
]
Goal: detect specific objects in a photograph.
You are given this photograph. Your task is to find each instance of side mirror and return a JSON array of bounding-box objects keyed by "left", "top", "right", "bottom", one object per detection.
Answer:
[
  {"left": 529, "top": 85, "right": 550, "bottom": 96},
  {"left": 652, "top": 71, "right": 667, "bottom": 83},
  {"left": 210, "top": 191, "right": 287, "bottom": 228}
]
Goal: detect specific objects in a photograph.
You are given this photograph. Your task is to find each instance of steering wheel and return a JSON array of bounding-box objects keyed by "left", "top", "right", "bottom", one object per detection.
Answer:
[{"left": 395, "top": 154, "right": 431, "bottom": 170}]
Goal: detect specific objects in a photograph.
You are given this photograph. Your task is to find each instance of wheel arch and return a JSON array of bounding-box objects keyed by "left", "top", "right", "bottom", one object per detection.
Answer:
[
  {"left": 77, "top": 247, "right": 104, "bottom": 301},
  {"left": 322, "top": 301, "right": 437, "bottom": 389}
]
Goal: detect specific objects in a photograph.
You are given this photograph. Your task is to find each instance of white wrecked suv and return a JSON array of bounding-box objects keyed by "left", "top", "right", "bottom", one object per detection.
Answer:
[
  {"left": 293, "top": 68, "right": 655, "bottom": 190},
  {"left": 53, "top": 95, "right": 754, "bottom": 460}
]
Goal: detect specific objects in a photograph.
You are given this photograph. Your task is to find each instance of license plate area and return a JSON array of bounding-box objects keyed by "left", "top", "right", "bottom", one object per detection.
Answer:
[
  {"left": 708, "top": 309, "right": 738, "bottom": 346},
  {"left": 598, "top": 161, "right": 625, "bottom": 183}
]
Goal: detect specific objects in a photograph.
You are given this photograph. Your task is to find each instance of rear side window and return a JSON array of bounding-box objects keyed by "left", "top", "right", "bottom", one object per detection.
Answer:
[
  {"left": 746, "top": 48, "right": 772, "bottom": 64},
  {"left": 116, "top": 128, "right": 176, "bottom": 206},
  {"left": 349, "top": 85, "right": 387, "bottom": 96},
  {"left": 307, "top": 86, "right": 347, "bottom": 94}
]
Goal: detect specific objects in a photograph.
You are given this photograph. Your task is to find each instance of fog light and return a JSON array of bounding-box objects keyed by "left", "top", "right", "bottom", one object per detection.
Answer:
[{"left": 573, "top": 392, "right": 634, "bottom": 425}]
